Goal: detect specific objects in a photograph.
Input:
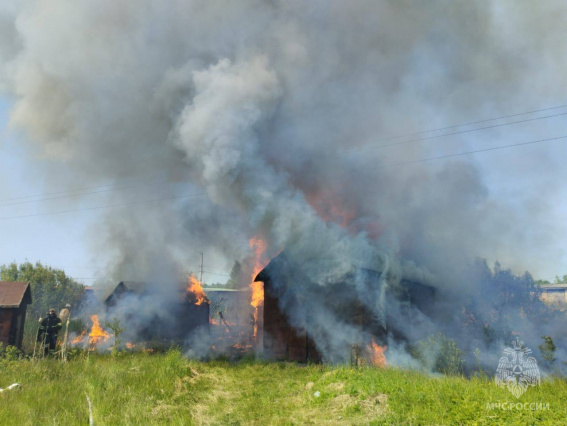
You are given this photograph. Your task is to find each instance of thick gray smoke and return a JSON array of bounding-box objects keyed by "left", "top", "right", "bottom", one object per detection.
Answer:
[{"left": 1, "top": 1, "right": 567, "bottom": 366}]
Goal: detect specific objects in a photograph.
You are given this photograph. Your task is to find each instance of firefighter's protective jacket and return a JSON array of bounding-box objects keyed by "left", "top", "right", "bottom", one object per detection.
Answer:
[{"left": 37, "top": 315, "right": 62, "bottom": 340}]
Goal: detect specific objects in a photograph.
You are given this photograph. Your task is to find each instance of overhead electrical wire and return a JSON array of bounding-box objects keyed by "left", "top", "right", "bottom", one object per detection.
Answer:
[
  {"left": 392, "top": 134, "right": 567, "bottom": 165},
  {"left": 382, "top": 102, "right": 567, "bottom": 139},
  {"left": 0, "top": 178, "right": 175, "bottom": 207},
  {"left": 351, "top": 110, "right": 567, "bottom": 152},
  {"left": 0, "top": 192, "right": 207, "bottom": 220},
  {"left": 202, "top": 270, "right": 231, "bottom": 277},
  {"left": 353, "top": 102, "right": 567, "bottom": 146},
  {"left": 0, "top": 173, "right": 170, "bottom": 203},
  {"left": 71, "top": 270, "right": 231, "bottom": 281}
]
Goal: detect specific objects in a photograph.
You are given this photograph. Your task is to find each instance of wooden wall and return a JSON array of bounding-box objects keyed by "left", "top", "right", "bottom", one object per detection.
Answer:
[
  {"left": 263, "top": 281, "right": 321, "bottom": 363},
  {"left": 0, "top": 304, "right": 28, "bottom": 349}
]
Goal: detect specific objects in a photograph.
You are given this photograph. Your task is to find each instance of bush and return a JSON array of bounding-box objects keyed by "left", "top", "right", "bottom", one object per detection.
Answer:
[
  {"left": 0, "top": 343, "right": 22, "bottom": 364},
  {"left": 538, "top": 335, "right": 556, "bottom": 369},
  {"left": 414, "top": 332, "right": 464, "bottom": 376}
]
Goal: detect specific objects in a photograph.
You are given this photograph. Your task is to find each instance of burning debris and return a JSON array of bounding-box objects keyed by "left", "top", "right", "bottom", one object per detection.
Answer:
[
  {"left": 367, "top": 339, "right": 387, "bottom": 368},
  {"left": 70, "top": 315, "right": 112, "bottom": 351},
  {"left": 206, "top": 288, "right": 254, "bottom": 355},
  {"left": 88, "top": 315, "right": 110, "bottom": 346},
  {"left": 71, "top": 330, "right": 86, "bottom": 345}
]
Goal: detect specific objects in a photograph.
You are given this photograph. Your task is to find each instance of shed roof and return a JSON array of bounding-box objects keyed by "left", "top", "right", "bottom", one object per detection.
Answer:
[
  {"left": 0, "top": 281, "right": 32, "bottom": 308},
  {"left": 540, "top": 284, "right": 567, "bottom": 290}
]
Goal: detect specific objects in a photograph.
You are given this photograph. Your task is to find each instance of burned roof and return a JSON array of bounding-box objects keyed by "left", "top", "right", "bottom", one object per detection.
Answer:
[{"left": 0, "top": 281, "right": 32, "bottom": 308}]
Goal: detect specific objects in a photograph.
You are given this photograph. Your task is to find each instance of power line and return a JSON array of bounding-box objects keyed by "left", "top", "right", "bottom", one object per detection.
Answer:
[
  {"left": 351, "top": 110, "right": 567, "bottom": 152},
  {"left": 390, "top": 134, "right": 567, "bottom": 165},
  {"left": 348, "top": 102, "right": 567, "bottom": 150},
  {"left": 0, "top": 173, "right": 169, "bottom": 203},
  {"left": 72, "top": 270, "right": 232, "bottom": 280},
  {"left": 389, "top": 102, "right": 567, "bottom": 138},
  {"left": 0, "top": 179, "right": 174, "bottom": 208},
  {"left": 0, "top": 192, "right": 207, "bottom": 220},
  {"left": 202, "top": 270, "right": 231, "bottom": 277}
]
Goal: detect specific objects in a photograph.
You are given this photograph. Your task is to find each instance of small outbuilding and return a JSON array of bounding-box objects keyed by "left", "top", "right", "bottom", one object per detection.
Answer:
[{"left": 0, "top": 281, "right": 32, "bottom": 349}]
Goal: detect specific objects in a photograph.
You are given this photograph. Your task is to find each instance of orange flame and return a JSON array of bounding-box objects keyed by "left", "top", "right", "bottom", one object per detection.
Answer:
[
  {"left": 89, "top": 315, "right": 110, "bottom": 346},
  {"left": 187, "top": 274, "right": 207, "bottom": 305},
  {"left": 305, "top": 190, "right": 356, "bottom": 228},
  {"left": 305, "top": 190, "right": 382, "bottom": 240},
  {"left": 367, "top": 338, "right": 387, "bottom": 368},
  {"left": 125, "top": 342, "right": 136, "bottom": 349},
  {"left": 249, "top": 237, "right": 268, "bottom": 341},
  {"left": 71, "top": 330, "right": 86, "bottom": 344}
]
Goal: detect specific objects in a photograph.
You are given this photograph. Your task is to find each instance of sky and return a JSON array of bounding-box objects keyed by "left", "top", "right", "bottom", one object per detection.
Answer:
[{"left": 0, "top": 95, "right": 104, "bottom": 284}]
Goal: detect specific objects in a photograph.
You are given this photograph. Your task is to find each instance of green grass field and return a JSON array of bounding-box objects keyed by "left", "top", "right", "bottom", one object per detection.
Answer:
[{"left": 0, "top": 350, "right": 565, "bottom": 425}]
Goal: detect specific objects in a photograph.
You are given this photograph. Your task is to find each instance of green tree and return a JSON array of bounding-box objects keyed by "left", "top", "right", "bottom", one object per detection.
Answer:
[
  {"left": 0, "top": 261, "right": 85, "bottom": 320},
  {"left": 225, "top": 261, "right": 242, "bottom": 289}
]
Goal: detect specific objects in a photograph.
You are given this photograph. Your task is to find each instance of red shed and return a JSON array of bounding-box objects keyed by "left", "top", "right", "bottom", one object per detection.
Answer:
[{"left": 0, "top": 282, "right": 32, "bottom": 349}]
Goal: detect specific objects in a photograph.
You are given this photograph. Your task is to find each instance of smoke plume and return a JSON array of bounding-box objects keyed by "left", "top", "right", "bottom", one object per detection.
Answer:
[{"left": 1, "top": 1, "right": 567, "bottom": 366}]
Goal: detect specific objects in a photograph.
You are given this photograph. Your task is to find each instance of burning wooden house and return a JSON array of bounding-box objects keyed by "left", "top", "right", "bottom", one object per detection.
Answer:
[
  {"left": 103, "top": 278, "right": 210, "bottom": 343},
  {"left": 254, "top": 253, "right": 436, "bottom": 363},
  {"left": 0, "top": 281, "right": 32, "bottom": 349}
]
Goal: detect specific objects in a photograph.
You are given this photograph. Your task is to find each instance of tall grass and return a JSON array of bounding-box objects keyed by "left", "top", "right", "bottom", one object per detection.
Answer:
[{"left": 0, "top": 351, "right": 565, "bottom": 425}]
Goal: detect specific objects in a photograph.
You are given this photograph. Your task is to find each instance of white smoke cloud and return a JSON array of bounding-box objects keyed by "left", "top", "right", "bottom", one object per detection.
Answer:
[{"left": 2, "top": 0, "right": 567, "bottom": 363}]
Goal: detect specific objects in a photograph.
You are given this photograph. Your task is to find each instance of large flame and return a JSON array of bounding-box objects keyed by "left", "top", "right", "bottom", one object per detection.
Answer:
[
  {"left": 249, "top": 237, "right": 268, "bottom": 341},
  {"left": 89, "top": 315, "right": 110, "bottom": 346},
  {"left": 187, "top": 274, "right": 207, "bottom": 305},
  {"left": 367, "top": 338, "right": 387, "bottom": 368}
]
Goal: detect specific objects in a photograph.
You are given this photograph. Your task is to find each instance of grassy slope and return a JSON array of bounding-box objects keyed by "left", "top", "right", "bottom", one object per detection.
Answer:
[{"left": 0, "top": 351, "right": 565, "bottom": 425}]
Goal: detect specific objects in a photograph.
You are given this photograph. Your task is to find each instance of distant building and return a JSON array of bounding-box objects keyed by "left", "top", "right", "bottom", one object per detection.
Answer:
[
  {"left": 539, "top": 284, "right": 567, "bottom": 306},
  {"left": 0, "top": 282, "right": 32, "bottom": 349}
]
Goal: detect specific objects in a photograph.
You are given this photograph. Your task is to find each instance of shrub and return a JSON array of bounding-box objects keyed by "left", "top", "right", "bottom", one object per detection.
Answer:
[
  {"left": 415, "top": 332, "right": 464, "bottom": 376},
  {"left": 538, "top": 335, "right": 556, "bottom": 369}
]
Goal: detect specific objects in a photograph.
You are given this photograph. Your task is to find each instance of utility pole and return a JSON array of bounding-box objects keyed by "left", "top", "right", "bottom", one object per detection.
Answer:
[{"left": 199, "top": 252, "right": 204, "bottom": 285}]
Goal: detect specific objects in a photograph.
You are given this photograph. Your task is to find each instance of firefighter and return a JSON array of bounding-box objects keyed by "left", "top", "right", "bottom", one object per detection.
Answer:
[{"left": 37, "top": 309, "right": 62, "bottom": 356}]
